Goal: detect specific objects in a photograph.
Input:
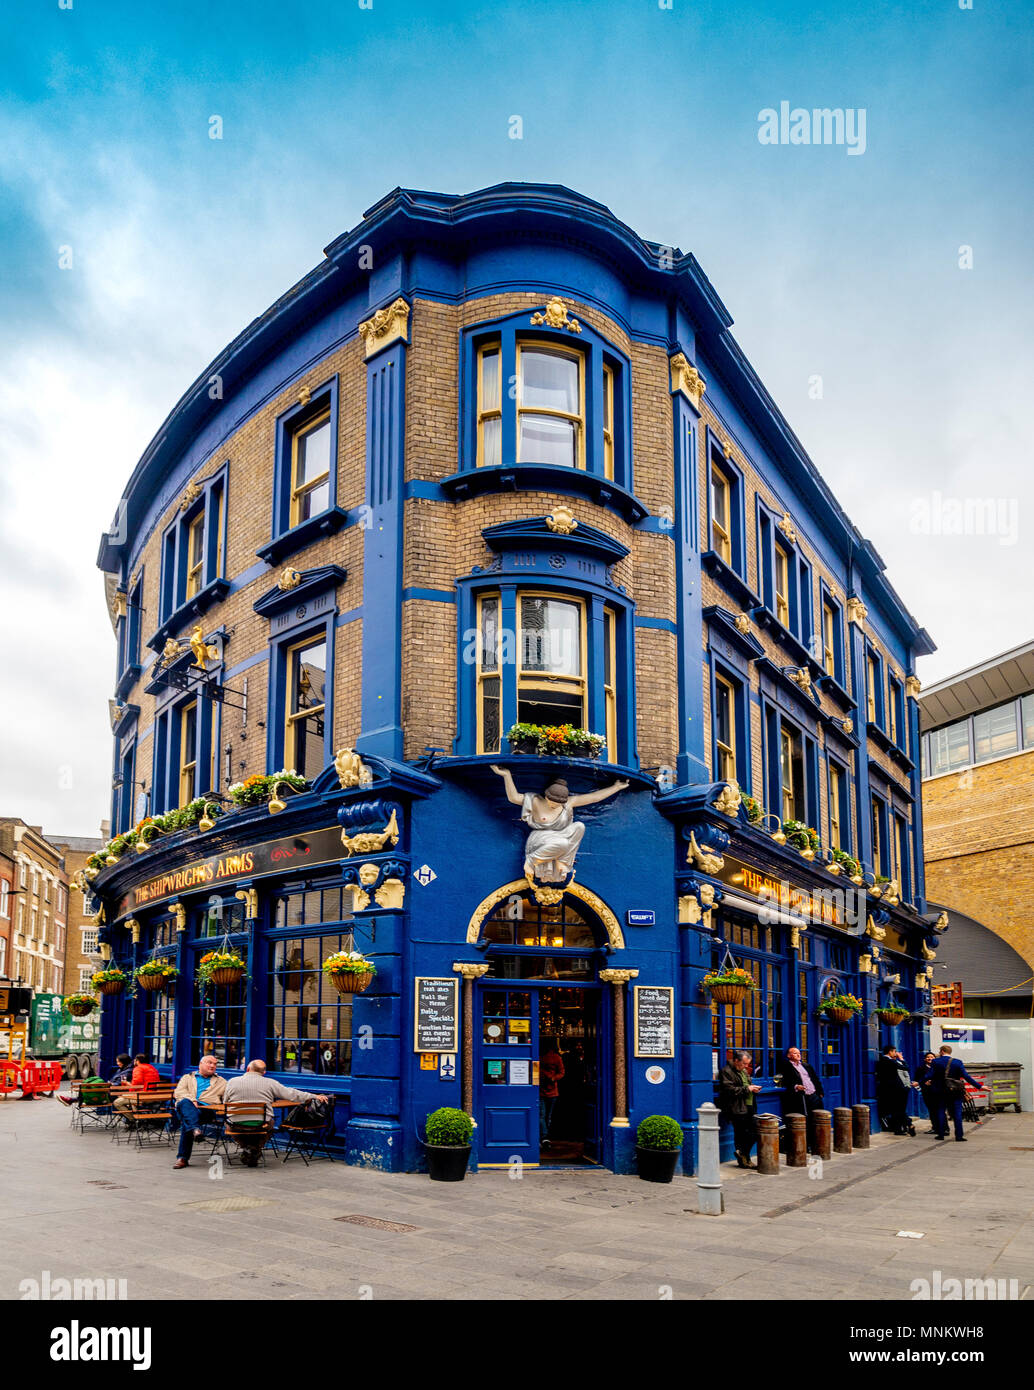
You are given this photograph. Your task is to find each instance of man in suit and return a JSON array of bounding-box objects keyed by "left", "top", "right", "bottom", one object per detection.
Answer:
[
  {"left": 875, "top": 1045, "right": 917, "bottom": 1136},
  {"left": 778, "top": 1046, "right": 824, "bottom": 1153},
  {"left": 926, "top": 1044, "right": 985, "bottom": 1142},
  {"left": 718, "top": 1049, "right": 762, "bottom": 1168}
]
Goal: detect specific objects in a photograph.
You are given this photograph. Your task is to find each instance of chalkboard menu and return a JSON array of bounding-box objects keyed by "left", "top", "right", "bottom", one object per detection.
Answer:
[
  {"left": 633, "top": 985, "right": 674, "bottom": 1058},
  {"left": 413, "top": 977, "right": 459, "bottom": 1054}
]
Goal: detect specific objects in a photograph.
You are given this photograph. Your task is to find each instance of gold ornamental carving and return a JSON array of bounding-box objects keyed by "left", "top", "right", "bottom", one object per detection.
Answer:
[
  {"left": 189, "top": 625, "right": 219, "bottom": 671},
  {"left": 599, "top": 968, "right": 639, "bottom": 985},
  {"left": 526, "top": 879, "right": 565, "bottom": 906},
  {"left": 358, "top": 297, "right": 410, "bottom": 359},
  {"left": 298, "top": 386, "right": 311, "bottom": 406},
  {"left": 172, "top": 901, "right": 187, "bottom": 933},
  {"left": 530, "top": 296, "right": 582, "bottom": 334},
  {"left": 905, "top": 675, "right": 922, "bottom": 700},
  {"left": 125, "top": 917, "right": 141, "bottom": 944},
  {"left": 464, "top": 879, "right": 624, "bottom": 949},
  {"left": 340, "top": 808, "right": 399, "bottom": 856},
  {"left": 777, "top": 512, "right": 797, "bottom": 545},
  {"left": 334, "top": 747, "right": 374, "bottom": 789},
  {"left": 733, "top": 613, "right": 751, "bottom": 635},
  {"left": 179, "top": 481, "right": 203, "bottom": 512},
  {"left": 915, "top": 971, "right": 929, "bottom": 990},
  {"left": 669, "top": 352, "right": 706, "bottom": 410},
  {"left": 934, "top": 910, "right": 948, "bottom": 931},
  {"left": 840, "top": 718, "right": 854, "bottom": 735},
  {"left": 920, "top": 941, "right": 937, "bottom": 962},
  {"left": 374, "top": 877, "right": 405, "bottom": 910},
  {"left": 235, "top": 887, "right": 259, "bottom": 919},
  {"left": 722, "top": 441, "right": 733, "bottom": 460},
  {"left": 99, "top": 942, "right": 112, "bottom": 962},
  {"left": 789, "top": 667, "right": 813, "bottom": 695},
  {"left": 866, "top": 916, "right": 887, "bottom": 942},
  {"left": 687, "top": 830, "right": 724, "bottom": 874},
  {"left": 712, "top": 782, "right": 741, "bottom": 817},
  {"left": 858, "top": 953, "right": 872, "bottom": 974},
  {"left": 453, "top": 961, "right": 490, "bottom": 981},
  {"left": 161, "top": 638, "right": 182, "bottom": 667},
  {"left": 846, "top": 597, "right": 868, "bottom": 625},
  {"left": 277, "top": 567, "right": 302, "bottom": 592},
  {"left": 348, "top": 886, "right": 371, "bottom": 911},
  {"left": 546, "top": 505, "right": 578, "bottom": 535}
]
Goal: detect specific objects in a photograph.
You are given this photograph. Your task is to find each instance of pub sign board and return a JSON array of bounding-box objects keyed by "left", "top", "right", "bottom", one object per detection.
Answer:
[
  {"left": 633, "top": 985, "right": 674, "bottom": 1059},
  {"left": 414, "top": 977, "right": 459, "bottom": 1054}
]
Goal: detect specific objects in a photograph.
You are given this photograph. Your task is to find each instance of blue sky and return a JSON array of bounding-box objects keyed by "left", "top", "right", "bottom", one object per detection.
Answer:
[{"left": 2, "top": 0, "right": 1031, "bottom": 833}]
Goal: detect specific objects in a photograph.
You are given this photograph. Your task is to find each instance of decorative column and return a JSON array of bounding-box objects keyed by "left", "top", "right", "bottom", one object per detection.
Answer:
[
  {"left": 452, "top": 963, "right": 490, "bottom": 1115},
  {"left": 599, "top": 968, "right": 639, "bottom": 1127}
]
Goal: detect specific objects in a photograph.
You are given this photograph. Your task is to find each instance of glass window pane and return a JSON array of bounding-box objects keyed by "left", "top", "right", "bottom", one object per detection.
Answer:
[
  {"left": 481, "top": 675, "right": 501, "bottom": 752},
  {"left": 520, "top": 597, "right": 581, "bottom": 676},
  {"left": 293, "top": 642, "right": 327, "bottom": 711},
  {"left": 1023, "top": 695, "right": 1034, "bottom": 748},
  {"left": 481, "top": 349, "right": 500, "bottom": 411},
  {"left": 482, "top": 416, "right": 501, "bottom": 468},
  {"left": 480, "top": 597, "right": 499, "bottom": 671},
  {"left": 520, "top": 350, "right": 578, "bottom": 413},
  {"left": 518, "top": 413, "right": 576, "bottom": 467},
  {"left": 928, "top": 720, "right": 970, "bottom": 776},
  {"left": 973, "top": 703, "right": 1018, "bottom": 761},
  {"left": 297, "top": 419, "right": 330, "bottom": 487}
]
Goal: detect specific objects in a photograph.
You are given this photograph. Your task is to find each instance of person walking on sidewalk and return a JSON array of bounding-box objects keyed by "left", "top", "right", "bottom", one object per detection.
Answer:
[
  {"left": 875, "top": 1045, "right": 916, "bottom": 1136},
  {"left": 927, "top": 1044, "right": 985, "bottom": 1142},
  {"left": 914, "top": 1051, "right": 938, "bottom": 1133},
  {"left": 718, "top": 1049, "right": 762, "bottom": 1168},
  {"left": 777, "top": 1046, "right": 824, "bottom": 1153}
]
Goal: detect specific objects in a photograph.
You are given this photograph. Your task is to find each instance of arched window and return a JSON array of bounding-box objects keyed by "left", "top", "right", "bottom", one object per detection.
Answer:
[{"left": 481, "top": 890, "right": 602, "bottom": 981}]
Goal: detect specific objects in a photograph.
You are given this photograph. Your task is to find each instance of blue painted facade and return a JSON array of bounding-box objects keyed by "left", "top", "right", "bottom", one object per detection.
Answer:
[{"left": 92, "top": 184, "right": 938, "bottom": 1175}]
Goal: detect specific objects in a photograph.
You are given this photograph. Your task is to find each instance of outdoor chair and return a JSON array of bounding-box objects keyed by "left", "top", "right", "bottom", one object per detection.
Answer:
[
  {"left": 278, "top": 1106, "right": 337, "bottom": 1166},
  {"left": 223, "top": 1101, "right": 274, "bottom": 1167},
  {"left": 72, "top": 1080, "right": 114, "bottom": 1134}
]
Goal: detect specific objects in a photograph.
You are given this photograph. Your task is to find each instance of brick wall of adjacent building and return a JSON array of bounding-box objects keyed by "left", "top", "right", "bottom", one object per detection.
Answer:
[
  {"left": 48, "top": 838, "right": 106, "bottom": 996},
  {"left": 922, "top": 749, "right": 1034, "bottom": 972},
  {"left": 0, "top": 820, "right": 68, "bottom": 994}
]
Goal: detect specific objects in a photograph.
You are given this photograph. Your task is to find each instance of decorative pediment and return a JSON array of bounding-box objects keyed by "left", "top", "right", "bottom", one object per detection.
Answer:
[
  {"left": 253, "top": 564, "right": 347, "bottom": 621},
  {"left": 482, "top": 515, "right": 629, "bottom": 566}
]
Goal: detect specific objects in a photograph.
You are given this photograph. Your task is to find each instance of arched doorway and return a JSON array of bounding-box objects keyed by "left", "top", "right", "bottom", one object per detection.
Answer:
[{"left": 471, "top": 886, "right": 612, "bottom": 1168}]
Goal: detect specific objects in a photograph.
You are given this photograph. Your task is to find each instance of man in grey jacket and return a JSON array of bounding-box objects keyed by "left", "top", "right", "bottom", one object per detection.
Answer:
[{"left": 223, "top": 1060, "right": 330, "bottom": 1166}]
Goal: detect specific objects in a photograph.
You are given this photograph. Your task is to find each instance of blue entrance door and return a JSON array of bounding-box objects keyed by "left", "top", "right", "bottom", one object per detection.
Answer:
[
  {"left": 818, "top": 1017, "right": 844, "bottom": 1112},
  {"left": 478, "top": 987, "right": 539, "bottom": 1167}
]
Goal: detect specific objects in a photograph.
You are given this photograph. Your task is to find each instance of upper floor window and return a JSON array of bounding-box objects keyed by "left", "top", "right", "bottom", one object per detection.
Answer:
[
  {"left": 893, "top": 814, "right": 910, "bottom": 897},
  {"left": 82, "top": 928, "right": 98, "bottom": 955},
  {"left": 477, "top": 345, "right": 502, "bottom": 469},
  {"left": 290, "top": 406, "right": 332, "bottom": 526},
  {"left": 19, "top": 861, "right": 26, "bottom": 888},
  {"left": 779, "top": 724, "right": 804, "bottom": 821},
  {"left": 871, "top": 795, "right": 886, "bottom": 875},
  {"left": 158, "top": 469, "right": 227, "bottom": 625},
  {"left": 516, "top": 346, "right": 584, "bottom": 469},
  {"left": 974, "top": 702, "right": 1018, "bottom": 762},
  {"left": 179, "top": 701, "right": 199, "bottom": 806},
  {"left": 714, "top": 672, "right": 737, "bottom": 783},
  {"left": 474, "top": 588, "right": 621, "bottom": 760},
  {"left": 518, "top": 594, "right": 585, "bottom": 727},
  {"left": 866, "top": 651, "right": 881, "bottom": 725},
  {"left": 773, "top": 542, "right": 791, "bottom": 628},
  {"left": 888, "top": 674, "right": 904, "bottom": 746},
  {"left": 285, "top": 635, "right": 327, "bottom": 780},
  {"left": 710, "top": 464, "right": 732, "bottom": 564},
  {"left": 0, "top": 881, "right": 8, "bottom": 919},
  {"left": 43, "top": 877, "right": 50, "bottom": 903},
  {"left": 828, "top": 761, "right": 845, "bottom": 850},
  {"left": 464, "top": 315, "right": 628, "bottom": 487}
]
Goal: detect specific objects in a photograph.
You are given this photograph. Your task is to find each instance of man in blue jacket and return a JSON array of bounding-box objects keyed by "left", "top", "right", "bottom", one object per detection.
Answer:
[{"left": 926, "top": 1044, "right": 985, "bottom": 1142}]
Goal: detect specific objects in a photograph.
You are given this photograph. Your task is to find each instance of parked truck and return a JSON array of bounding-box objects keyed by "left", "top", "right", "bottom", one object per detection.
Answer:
[{"left": 28, "top": 992, "right": 101, "bottom": 1079}]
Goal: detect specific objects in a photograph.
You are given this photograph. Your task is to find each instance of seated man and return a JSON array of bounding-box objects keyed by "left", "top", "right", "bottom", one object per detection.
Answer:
[
  {"left": 223, "top": 1060, "right": 330, "bottom": 1167},
  {"left": 172, "top": 1054, "right": 227, "bottom": 1170},
  {"left": 112, "top": 1054, "right": 161, "bottom": 1115}
]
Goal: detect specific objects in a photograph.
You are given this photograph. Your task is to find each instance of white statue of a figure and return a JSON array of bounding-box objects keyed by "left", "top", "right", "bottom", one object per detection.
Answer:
[{"left": 491, "top": 766, "right": 629, "bottom": 884}]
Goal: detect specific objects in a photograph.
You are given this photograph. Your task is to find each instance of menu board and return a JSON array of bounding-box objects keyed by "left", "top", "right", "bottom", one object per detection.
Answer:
[
  {"left": 633, "top": 985, "right": 674, "bottom": 1059},
  {"left": 413, "top": 976, "right": 459, "bottom": 1054}
]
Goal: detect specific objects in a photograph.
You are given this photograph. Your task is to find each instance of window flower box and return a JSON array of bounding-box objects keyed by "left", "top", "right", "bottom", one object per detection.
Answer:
[{"left": 505, "top": 723, "right": 606, "bottom": 759}]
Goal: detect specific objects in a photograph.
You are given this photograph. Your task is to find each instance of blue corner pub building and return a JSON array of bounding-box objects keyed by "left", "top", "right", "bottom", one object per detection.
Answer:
[{"left": 92, "top": 183, "right": 940, "bottom": 1174}]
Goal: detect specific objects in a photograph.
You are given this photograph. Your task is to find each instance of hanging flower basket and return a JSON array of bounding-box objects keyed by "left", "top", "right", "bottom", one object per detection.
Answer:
[
  {"left": 64, "top": 994, "right": 96, "bottom": 1018},
  {"left": 135, "top": 960, "right": 180, "bottom": 993},
  {"left": 818, "top": 992, "right": 863, "bottom": 1024},
  {"left": 875, "top": 1007, "right": 910, "bottom": 1026},
  {"left": 701, "top": 966, "right": 757, "bottom": 1006},
  {"left": 196, "top": 951, "right": 247, "bottom": 991},
  {"left": 90, "top": 968, "right": 128, "bottom": 996},
  {"left": 323, "top": 951, "right": 376, "bottom": 996}
]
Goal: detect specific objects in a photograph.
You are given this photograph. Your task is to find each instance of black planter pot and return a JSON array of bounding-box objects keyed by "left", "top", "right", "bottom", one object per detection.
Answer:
[
  {"left": 636, "top": 1145, "right": 680, "bottom": 1183},
  {"left": 425, "top": 1143, "right": 472, "bottom": 1182}
]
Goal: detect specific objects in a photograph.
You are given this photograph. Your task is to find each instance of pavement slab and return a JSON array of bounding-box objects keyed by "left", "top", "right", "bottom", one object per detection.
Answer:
[{"left": 3, "top": 1095, "right": 1033, "bottom": 1300}]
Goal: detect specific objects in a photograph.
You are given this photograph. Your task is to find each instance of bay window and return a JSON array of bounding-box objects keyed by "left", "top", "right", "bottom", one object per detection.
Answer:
[{"left": 473, "top": 588, "right": 623, "bottom": 761}]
